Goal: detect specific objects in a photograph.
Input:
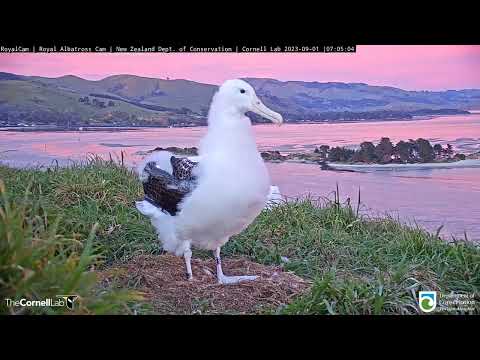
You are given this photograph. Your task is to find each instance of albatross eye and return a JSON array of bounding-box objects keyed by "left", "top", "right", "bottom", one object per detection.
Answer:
[{"left": 240, "top": 89, "right": 246, "bottom": 94}]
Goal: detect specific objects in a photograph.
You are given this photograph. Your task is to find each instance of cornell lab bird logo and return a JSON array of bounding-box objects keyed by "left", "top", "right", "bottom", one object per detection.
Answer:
[{"left": 56, "top": 295, "right": 79, "bottom": 310}]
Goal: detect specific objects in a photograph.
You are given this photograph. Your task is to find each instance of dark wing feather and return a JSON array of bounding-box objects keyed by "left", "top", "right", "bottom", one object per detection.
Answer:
[
  {"left": 142, "top": 160, "right": 198, "bottom": 215},
  {"left": 170, "top": 156, "right": 198, "bottom": 180}
]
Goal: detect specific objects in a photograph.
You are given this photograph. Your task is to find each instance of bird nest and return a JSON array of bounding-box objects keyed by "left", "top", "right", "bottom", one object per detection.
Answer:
[{"left": 99, "top": 254, "right": 311, "bottom": 314}]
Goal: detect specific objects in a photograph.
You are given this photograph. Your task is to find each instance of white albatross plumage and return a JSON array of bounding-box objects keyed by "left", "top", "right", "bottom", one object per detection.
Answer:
[{"left": 135, "top": 79, "right": 283, "bottom": 285}]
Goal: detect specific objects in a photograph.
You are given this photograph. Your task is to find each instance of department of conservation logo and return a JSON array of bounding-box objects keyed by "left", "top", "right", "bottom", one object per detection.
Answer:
[{"left": 419, "top": 291, "right": 437, "bottom": 313}]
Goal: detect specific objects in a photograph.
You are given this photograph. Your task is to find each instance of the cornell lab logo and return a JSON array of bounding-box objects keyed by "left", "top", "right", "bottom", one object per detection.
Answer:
[
  {"left": 56, "top": 295, "right": 79, "bottom": 310},
  {"left": 418, "top": 291, "right": 437, "bottom": 313},
  {"left": 4, "top": 294, "right": 79, "bottom": 310}
]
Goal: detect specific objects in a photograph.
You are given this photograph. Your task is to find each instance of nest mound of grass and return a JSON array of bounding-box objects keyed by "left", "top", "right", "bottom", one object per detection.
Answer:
[{"left": 100, "top": 254, "right": 310, "bottom": 314}]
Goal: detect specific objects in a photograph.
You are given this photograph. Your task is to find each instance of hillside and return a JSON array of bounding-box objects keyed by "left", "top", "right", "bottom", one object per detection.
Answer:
[
  {"left": 0, "top": 72, "right": 479, "bottom": 127},
  {"left": 0, "top": 79, "right": 174, "bottom": 126},
  {"left": 245, "top": 78, "right": 480, "bottom": 120}
]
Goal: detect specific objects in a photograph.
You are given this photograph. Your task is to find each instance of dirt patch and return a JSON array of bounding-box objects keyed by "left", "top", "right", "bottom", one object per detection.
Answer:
[{"left": 99, "top": 254, "right": 310, "bottom": 314}]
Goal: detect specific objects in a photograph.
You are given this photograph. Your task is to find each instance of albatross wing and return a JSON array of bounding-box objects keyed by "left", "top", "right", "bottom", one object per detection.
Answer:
[{"left": 140, "top": 154, "right": 199, "bottom": 215}]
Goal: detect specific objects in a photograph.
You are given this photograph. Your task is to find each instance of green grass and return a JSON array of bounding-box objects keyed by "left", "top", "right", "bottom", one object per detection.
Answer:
[
  {"left": 0, "top": 157, "right": 160, "bottom": 265},
  {"left": 1, "top": 159, "right": 479, "bottom": 314},
  {"left": 0, "top": 178, "right": 146, "bottom": 314},
  {"left": 226, "top": 197, "right": 479, "bottom": 314},
  {"left": 0, "top": 80, "right": 171, "bottom": 125}
]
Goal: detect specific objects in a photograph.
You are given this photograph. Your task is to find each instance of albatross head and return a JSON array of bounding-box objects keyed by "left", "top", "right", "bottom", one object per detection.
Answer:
[{"left": 216, "top": 79, "right": 283, "bottom": 125}]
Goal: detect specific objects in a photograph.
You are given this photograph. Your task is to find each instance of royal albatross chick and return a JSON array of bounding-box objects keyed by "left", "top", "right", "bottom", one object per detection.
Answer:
[{"left": 135, "top": 79, "right": 283, "bottom": 285}]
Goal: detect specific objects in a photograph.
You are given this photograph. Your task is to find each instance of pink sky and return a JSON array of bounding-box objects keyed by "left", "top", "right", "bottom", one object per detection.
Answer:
[{"left": 1, "top": 45, "right": 479, "bottom": 90}]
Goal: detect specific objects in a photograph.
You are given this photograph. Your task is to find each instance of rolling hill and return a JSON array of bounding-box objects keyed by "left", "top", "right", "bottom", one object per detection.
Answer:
[
  {"left": 245, "top": 78, "right": 480, "bottom": 120},
  {"left": 0, "top": 72, "right": 479, "bottom": 127}
]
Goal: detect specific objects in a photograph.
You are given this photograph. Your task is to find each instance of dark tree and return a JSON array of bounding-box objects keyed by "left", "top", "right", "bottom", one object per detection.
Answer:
[
  {"left": 408, "top": 139, "right": 420, "bottom": 160},
  {"left": 328, "top": 147, "right": 354, "bottom": 162},
  {"left": 351, "top": 151, "right": 363, "bottom": 163},
  {"left": 433, "top": 143, "right": 443, "bottom": 156},
  {"left": 358, "top": 141, "right": 376, "bottom": 162},
  {"left": 394, "top": 140, "right": 413, "bottom": 162},
  {"left": 374, "top": 137, "right": 394, "bottom": 163},
  {"left": 319, "top": 145, "right": 330, "bottom": 153},
  {"left": 344, "top": 148, "right": 355, "bottom": 161},
  {"left": 416, "top": 138, "right": 435, "bottom": 163},
  {"left": 315, "top": 145, "right": 330, "bottom": 158},
  {"left": 108, "top": 100, "right": 115, "bottom": 107}
]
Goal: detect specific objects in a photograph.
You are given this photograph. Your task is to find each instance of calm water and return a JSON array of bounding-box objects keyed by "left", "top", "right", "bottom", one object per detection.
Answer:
[{"left": 1, "top": 114, "right": 479, "bottom": 241}]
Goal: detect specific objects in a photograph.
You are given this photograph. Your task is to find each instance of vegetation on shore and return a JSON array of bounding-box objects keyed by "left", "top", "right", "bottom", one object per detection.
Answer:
[
  {"left": 321, "top": 138, "right": 467, "bottom": 164},
  {"left": 1, "top": 159, "right": 478, "bottom": 314},
  {"left": 261, "top": 138, "right": 468, "bottom": 166},
  {"left": 147, "top": 139, "right": 471, "bottom": 168}
]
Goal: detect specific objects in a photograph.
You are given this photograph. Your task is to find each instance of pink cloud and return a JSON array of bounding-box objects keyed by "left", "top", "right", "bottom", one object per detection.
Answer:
[{"left": 0, "top": 45, "right": 479, "bottom": 90}]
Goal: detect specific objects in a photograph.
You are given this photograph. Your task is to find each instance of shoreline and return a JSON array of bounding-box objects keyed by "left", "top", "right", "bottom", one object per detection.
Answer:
[
  {"left": 326, "top": 159, "right": 480, "bottom": 171},
  {"left": 0, "top": 112, "right": 475, "bottom": 132}
]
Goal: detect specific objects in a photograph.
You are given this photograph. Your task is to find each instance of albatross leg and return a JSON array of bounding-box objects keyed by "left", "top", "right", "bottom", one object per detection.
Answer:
[
  {"left": 214, "top": 247, "right": 258, "bottom": 285},
  {"left": 184, "top": 248, "right": 193, "bottom": 281}
]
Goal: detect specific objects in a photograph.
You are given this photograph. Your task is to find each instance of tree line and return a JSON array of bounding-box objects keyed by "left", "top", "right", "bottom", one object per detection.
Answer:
[
  {"left": 78, "top": 96, "right": 115, "bottom": 108},
  {"left": 314, "top": 138, "right": 466, "bottom": 164}
]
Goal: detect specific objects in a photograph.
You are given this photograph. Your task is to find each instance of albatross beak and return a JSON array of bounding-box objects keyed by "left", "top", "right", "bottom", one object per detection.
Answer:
[{"left": 251, "top": 97, "right": 283, "bottom": 126}]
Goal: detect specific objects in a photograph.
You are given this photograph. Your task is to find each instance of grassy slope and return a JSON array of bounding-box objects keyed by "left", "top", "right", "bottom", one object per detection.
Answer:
[
  {"left": 0, "top": 80, "right": 172, "bottom": 123},
  {"left": 0, "top": 160, "right": 150, "bottom": 314},
  {"left": 27, "top": 75, "right": 217, "bottom": 113},
  {"left": 229, "top": 200, "right": 479, "bottom": 314},
  {"left": 1, "top": 160, "right": 479, "bottom": 314}
]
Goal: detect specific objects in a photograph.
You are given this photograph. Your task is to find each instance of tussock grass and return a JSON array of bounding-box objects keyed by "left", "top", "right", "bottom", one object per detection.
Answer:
[
  {"left": 226, "top": 196, "right": 480, "bottom": 314},
  {"left": 1, "top": 158, "right": 478, "bottom": 314},
  {"left": 0, "top": 157, "right": 160, "bottom": 265},
  {"left": 0, "top": 179, "right": 144, "bottom": 314}
]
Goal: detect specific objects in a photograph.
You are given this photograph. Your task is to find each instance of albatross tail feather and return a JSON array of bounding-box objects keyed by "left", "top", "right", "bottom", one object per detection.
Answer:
[
  {"left": 135, "top": 200, "right": 163, "bottom": 217},
  {"left": 135, "top": 200, "right": 189, "bottom": 256}
]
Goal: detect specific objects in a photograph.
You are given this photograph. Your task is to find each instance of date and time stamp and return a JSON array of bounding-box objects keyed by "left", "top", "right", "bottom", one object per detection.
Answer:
[
  {"left": 0, "top": 44, "right": 356, "bottom": 53},
  {"left": 236, "top": 45, "right": 356, "bottom": 53}
]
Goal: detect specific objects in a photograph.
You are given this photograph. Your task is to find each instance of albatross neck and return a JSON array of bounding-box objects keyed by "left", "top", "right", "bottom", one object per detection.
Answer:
[{"left": 203, "top": 105, "right": 258, "bottom": 155}]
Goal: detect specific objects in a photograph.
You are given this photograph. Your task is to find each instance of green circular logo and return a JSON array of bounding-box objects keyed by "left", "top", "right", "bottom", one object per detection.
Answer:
[
  {"left": 421, "top": 298, "right": 433, "bottom": 310},
  {"left": 419, "top": 291, "right": 437, "bottom": 313}
]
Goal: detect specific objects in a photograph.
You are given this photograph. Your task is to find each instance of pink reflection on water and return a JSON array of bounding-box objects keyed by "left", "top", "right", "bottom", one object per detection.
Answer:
[
  {"left": 267, "top": 162, "right": 480, "bottom": 241},
  {"left": 1, "top": 114, "right": 480, "bottom": 166},
  {"left": 1, "top": 115, "right": 479, "bottom": 240},
  {"left": 253, "top": 115, "right": 480, "bottom": 153}
]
